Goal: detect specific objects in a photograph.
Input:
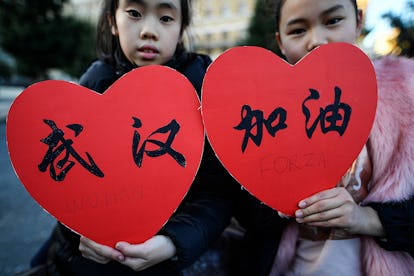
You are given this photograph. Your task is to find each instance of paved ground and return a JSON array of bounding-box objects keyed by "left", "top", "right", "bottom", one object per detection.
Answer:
[
  {"left": 0, "top": 86, "right": 55, "bottom": 275},
  {"left": 0, "top": 121, "right": 57, "bottom": 275},
  {"left": 0, "top": 86, "right": 23, "bottom": 122}
]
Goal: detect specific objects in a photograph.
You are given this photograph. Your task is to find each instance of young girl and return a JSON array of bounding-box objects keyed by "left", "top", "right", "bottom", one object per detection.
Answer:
[
  {"left": 270, "top": 0, "right": 414, "bottom": 275},
  {"left": 29, "top": 0, "right": 238, "bottom": 275}
]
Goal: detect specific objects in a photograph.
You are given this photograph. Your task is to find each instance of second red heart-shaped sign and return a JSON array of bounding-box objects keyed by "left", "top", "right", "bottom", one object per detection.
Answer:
[
  {"left": 202, "top": 43, "right": 377, "bottom": 216},
  {"left": 7, "top": 65, "right": 204, "bottom": 246}
]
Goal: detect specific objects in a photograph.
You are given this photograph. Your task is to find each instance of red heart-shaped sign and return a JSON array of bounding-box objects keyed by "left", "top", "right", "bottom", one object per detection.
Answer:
[
  {"left": 7, "top": 65, "right": 204, "bottom": 246},
  {"left": 202, "top": 43, "right": 377, "bottom": 216}
]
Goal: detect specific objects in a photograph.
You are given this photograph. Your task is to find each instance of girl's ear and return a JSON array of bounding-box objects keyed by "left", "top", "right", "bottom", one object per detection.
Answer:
[
  {"left": 275, "top": 32, "right": 286, "bottom": 56},
  {"left": 108, "top": 14, "right": 118, "bottom": 36}
]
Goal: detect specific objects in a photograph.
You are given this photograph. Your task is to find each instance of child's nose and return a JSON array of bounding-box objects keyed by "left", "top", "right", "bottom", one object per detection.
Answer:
[
  {"left": 140, "top": 19, "right": 158, "bottom": 40},
  {"left": 307, "top": 28, "right": 328, "bottom": 51}
]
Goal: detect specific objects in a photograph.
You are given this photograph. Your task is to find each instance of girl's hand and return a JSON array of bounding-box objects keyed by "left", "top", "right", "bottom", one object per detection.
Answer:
[
  {"left": 79, "top": 236, "right": 125, "bottom": 264},
  {"left": 115, "top": 235, "right": 176, "bottom": 271},
  {"left": 295, "top": 187, "right": 385, "bottom": 237}
]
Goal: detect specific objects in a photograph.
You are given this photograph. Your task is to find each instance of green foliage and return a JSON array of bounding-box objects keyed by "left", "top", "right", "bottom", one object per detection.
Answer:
[
  {"left": 382, "top": 0, "right": 414, "bottom": 57},
  {"left": 242, "top": 0, "right": 282, "bottom": 57},
  {"left": 0, "top": 0, "right": 95, "bottom": 81}
]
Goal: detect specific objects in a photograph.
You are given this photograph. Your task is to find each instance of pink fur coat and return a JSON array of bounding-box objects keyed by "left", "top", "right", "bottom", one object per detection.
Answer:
[{"left": 271, "top": 56, "right": 414, "bottom": 275}]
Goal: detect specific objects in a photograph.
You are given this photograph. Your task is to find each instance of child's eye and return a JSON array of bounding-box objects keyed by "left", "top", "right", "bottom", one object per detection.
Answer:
[
  {"left": 326, "top": 17, "right": 343, "bottom": 26},
  {"left": 288, "top": 28, "right": 306, "bottom": 36},
  {"left": 160, "top": 15, "right": 174, "bottom": 23},
  {"left": 126, "top": 9, "right": 141, "bottom": 19}
]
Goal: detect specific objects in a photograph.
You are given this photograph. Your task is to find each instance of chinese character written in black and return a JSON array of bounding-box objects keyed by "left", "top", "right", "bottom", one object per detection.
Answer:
[
  {"left": 234, "top": 105, "right": 288, "bottom": 153},
  {"left": 38, "top": 119, "right": 104, "bottom": 181},
  {"left": 302, "top": 86, "right": 352, "bottom": 139},
  {"left": 131, "top": 117, "right": 186, "bottom": 168}
]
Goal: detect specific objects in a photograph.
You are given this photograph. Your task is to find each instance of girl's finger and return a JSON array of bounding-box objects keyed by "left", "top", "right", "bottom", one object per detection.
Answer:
[
  {"left": 119, "top": 257, "right": 149, "bottom": 271},
  {"left": 79, "top": 236, "right": 124, "bottom": 262},
  {"left": 298, "top": 187, "right": 341, "bottom": 208},
  {"left": 296, "top": 196, "right": 343, "bottom": 218},
  {"left": 83, "top": 253, "right": 111, "bottom": 264},
  {"left": 296, "top": 206, "right": 342, "bottom": 224},
  {"left": 304, "top": 216, "right": 348, "bottom": 229}
]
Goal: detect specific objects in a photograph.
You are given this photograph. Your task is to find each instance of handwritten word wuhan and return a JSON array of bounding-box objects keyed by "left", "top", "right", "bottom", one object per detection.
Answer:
[
  {"left": 234, "top": 87, "right": 351, "bottom": 152},
  {"left": 38, "top": 117, "right": 186, "bottom": 182}
]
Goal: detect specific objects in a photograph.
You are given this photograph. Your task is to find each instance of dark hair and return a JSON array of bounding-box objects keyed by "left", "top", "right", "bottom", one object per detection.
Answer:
[
  {"left": 274, "top": 0, "right": 358, "bottom": 31},
  {"left": 96, "top": 0, "right": 192, "bottom": 70}
]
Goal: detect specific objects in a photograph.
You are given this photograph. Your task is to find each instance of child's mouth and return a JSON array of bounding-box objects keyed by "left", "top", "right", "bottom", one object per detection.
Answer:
[{"left": 138, "top": 46, "right": 159, "bottom": 60}]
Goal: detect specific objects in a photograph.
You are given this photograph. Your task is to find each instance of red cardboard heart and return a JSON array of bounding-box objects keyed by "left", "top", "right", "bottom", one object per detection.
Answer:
[
  {"left": 202, "top": 43, "right": 377, "bottom": 216},
  {"left": 7, "top": 65, "right": 204, "bottom": 246}
]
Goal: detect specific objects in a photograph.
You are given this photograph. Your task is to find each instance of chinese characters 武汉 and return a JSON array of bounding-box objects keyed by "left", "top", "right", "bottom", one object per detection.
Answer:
[
  {"left": 234, "top": 86, "right": 352, "bottom": 152},
  {"left": 38, "top": 116, "right": 186, "bottom": 182},
  {"left": 131, "top": 116, "right": 186, "bottom": 168},
  {"left": 38, "top": 119, "right": 104, "bottom": 181}
]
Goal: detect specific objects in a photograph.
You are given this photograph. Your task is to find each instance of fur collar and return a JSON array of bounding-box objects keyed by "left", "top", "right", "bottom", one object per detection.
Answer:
[{"left": 271, "top": 56, "right": 414, "bottom": 275}]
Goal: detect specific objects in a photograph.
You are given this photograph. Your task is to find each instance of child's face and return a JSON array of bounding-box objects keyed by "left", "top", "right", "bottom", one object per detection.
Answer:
[
  {"left": 276, "top": 0, "right": 362, "bottom": 64},
  {"left": 112, "top": 0, "right": 182, "bottom": 66}
]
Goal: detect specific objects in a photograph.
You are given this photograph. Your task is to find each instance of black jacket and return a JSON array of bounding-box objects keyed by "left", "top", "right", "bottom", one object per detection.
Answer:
[
  {"left": 51, "top": 52, "right": 236, "bottom": 275},
  {"left": 35, "top": 52, "right": 288, "bottom": 276},
  {"left": 49, "top": 51, "right": 277, "bottom": 276},
  {"left": 80, "top": 52, "right": 239, "bottom": 266},
  {"left": 369, "top": 197, "right": 414, "bottom": 258}
]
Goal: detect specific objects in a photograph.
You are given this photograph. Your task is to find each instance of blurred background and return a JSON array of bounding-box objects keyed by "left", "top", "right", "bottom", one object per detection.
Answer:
[{"left": 0, "top": 0, "right": 413, "bottom": 275}]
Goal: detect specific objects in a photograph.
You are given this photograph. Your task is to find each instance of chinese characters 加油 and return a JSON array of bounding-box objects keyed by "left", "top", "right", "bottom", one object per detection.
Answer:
[
  {"left": 234, "top": 105, "right": 287, "bottom": 153},
  {"left": 234, "top": 86, "right": 352, "bottom": 152},
  {"left": 303, "top": 86, "right": 351, "bottom": 139}
]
